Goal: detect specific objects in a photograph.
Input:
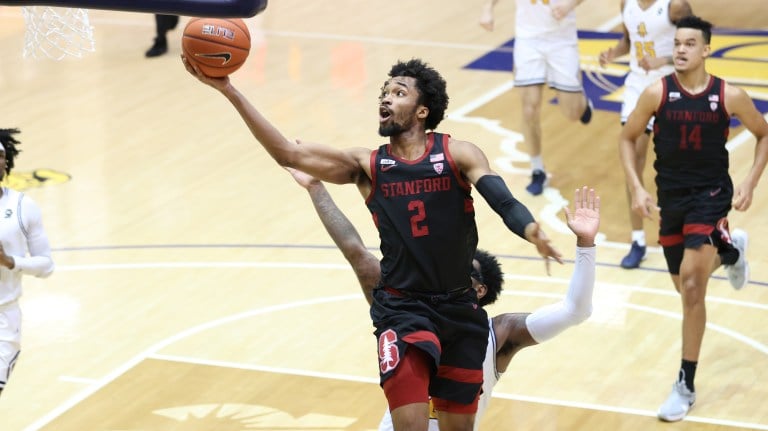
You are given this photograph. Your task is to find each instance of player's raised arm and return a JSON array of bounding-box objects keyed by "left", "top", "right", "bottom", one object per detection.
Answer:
[
  {"left": 181, "top": 55, "right": 367, "bottom": 185},
  {"left": 285, "top": 168, "right": 380, "bottom": 305},
  {"left": 449, "top": 138, "right": 562, "bottom": 271},
  {"left": 493, "top": 186, "right": 598, "bottom": 370}
]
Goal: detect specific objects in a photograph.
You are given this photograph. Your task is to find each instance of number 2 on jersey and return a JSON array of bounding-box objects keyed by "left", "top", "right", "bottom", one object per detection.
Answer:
[{"left": 408, "top": 200, "right": 429, "bottom": 237}]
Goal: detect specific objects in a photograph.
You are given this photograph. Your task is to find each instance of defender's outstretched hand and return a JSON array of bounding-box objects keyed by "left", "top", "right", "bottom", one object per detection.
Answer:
[{"left": 563, "top": 186, "right": 600, "bottom": 247}]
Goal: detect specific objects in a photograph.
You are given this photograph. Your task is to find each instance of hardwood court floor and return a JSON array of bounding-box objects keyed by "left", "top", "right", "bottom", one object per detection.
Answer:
[{"left": 0, "top": 1, "right": 766, "bottom": 430}]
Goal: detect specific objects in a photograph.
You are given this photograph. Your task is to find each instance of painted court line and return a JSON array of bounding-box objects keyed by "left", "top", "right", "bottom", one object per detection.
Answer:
[{"left": 26, "top": 264, "right": 767, "bottom": 430}]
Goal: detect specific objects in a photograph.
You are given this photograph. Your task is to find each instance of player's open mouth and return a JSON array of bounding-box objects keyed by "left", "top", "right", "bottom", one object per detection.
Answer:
[
  {"left": 674, "top": 57, "right": 686, "bottom": 65},
  {"left": 379, "top": 107, "right": 392, "bottom": 122}
]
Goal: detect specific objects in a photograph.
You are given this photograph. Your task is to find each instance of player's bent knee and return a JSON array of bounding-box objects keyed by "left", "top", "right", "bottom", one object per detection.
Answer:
[{"left": 432, "top": 395, "right": 479, "bottom": 415}]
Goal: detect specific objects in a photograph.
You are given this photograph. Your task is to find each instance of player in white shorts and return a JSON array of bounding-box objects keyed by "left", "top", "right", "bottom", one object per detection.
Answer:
[
  {"left": 480, "top": 0, "right": 593, "bottom": 196},
  {"left": 0, "top": 128, "right": 55, "bottom": 396},
  {"left": 599, "top": 0, "right": 692, "bottom": 269},
  {"left": 286, "top": 167, "right": 599, "bottom": 431}
]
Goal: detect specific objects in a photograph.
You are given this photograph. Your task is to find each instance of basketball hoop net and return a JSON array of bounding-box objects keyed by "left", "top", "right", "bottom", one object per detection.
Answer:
[{"left": 21, "top": 6, "right": 95, "bottom": 60}]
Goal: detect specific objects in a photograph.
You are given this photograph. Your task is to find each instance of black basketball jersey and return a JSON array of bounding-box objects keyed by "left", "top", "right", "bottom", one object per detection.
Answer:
[
  {"left": 652, "top": 74, "right": 731, "bottom": 191},
  {"left": 366, "top": 132, "right": 478, "bottom": 294}
]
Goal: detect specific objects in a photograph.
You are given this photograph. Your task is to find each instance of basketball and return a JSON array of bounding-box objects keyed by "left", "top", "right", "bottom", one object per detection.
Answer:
[{"left": 182, "top": 18, "right": 251, "bottom": 78}]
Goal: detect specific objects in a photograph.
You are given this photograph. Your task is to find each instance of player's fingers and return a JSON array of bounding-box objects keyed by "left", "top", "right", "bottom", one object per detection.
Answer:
[
  {"left": 575, "top": 187, "right": 583, "bottom": 209},
  {"left": 562, "top": 205, "right": 572, "bottom": 223}
]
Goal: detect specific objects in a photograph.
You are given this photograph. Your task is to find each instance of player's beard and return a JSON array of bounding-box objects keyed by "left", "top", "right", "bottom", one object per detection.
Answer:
[
  {"left": 378, "top": 109, "right": 417, "bottom": 137},
  {"left": 378, "top": 122, "right": 407, "bottom": 137}
]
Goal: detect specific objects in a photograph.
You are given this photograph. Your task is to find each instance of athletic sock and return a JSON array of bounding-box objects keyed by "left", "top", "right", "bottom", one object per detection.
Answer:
[
  {"left": 679, "top": 359, "right": 698, "bottom": 392},
  {"left": 530, "top": 155, "right": 544, "bottom": 172},
  {"left": 631, "top": 230, "right": 646, "bottom": 247},
  {"left": 720, "top": 247, "right": 739, "bottom": 266}
]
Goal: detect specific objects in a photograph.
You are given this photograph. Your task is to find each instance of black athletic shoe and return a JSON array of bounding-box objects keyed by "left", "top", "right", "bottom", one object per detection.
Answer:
[
  {"left": 580, "top": 98, "right": 594, "bottom": 124},
  {"left": 145, "top": 37, "right": 168, "bottom": 58}
]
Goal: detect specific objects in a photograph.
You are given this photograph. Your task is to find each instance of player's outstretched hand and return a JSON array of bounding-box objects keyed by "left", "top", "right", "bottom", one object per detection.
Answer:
[
  {"left": 181, "top": 54, "right": 230, "bottom": 92},
  {"left": 526, "top": 223, "right": 563, "bottom": 275},
  {"left": 285, "top": 167, "right": 320, "bottom": 190},
  {"left": 563, "top": 186, "right": 599, "bottom": 247}
]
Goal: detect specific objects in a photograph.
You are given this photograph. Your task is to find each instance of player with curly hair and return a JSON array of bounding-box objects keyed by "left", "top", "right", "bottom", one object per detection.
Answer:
[
  {"left": 0, "top": 128, "right": 55, "bottom": 397},
  {"left": 184, "top": 57, "right": 561, "bottom": 431}
]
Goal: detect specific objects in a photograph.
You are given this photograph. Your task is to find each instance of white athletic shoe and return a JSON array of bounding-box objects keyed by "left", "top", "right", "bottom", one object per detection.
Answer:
[
  {"left": 725, "top": 228, "right": 749, "bottom": 290},
  {"left": 657, "top": 379, "right": 696, "bottom": 422}
]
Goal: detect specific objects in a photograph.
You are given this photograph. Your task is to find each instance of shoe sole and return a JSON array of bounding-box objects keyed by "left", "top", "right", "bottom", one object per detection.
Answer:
[
  {"left": 620, "top": 250, "right": 646, "bottom": 269},
  {"left": 620, "top": 259, "right": 645, "bottom": 269},
  {"left": 657, "top": 402, "right": 694, "bottom": 422},
  {"left": 658, "top": 412, "right": 686, "bottom": 422}
]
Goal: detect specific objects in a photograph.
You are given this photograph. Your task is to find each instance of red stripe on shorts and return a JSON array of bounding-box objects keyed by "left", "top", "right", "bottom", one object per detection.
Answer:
[
  {"left": 683, "top": 223, "right": 714, "bottom": 236},
  {"left": 659, "top": 233, "right": 684, "bottom": 247},
  {"left": 436, "top": 365, "right": 483, "bottom": 384},
  {"left": 403, "top": 331, "right": 440, "bottom": 350}
]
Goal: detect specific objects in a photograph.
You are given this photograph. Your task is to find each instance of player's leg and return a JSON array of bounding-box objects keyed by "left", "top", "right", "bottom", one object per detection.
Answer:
[
  {"left": 658, "top": 187, "right": 731, "bottom": 421},
  {"left": 385, "top": 348, "right": 431, "bottom": 431},
  {"left": 372, "top": 289, "right": 437, "bottom": 431},
  {"left": 434, "top": 410, "right": 475, "bottom": 431},
  {"left": 549, "top": 37, "right": 591, "bottom": 124},
  {"left": 0, "top": 304, "right": 22, "bottom": 397},
  {"left": 513, "top": 37, "right": 549, "bottom": 196},
  {"left": 146, "top": 14, "right": 180, "bottom": 57},
  {"left": 656, "top": 194, "right": 695, "bottom": 421},
  {"left": 678, "top": 244, "right": 717, "bottom": 366},
  {"left": 430, "top": 290, "right": 488, "bottom": 431}
]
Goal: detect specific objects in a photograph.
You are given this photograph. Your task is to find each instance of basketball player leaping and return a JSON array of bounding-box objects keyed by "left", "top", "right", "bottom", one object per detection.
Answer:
[
  {"left": 619, "top": 16, "right": 768, "bottom": 422},
  {"left": 286, "top": 166, "right": 598, "bottom": 431},
  {"left": 183, "top": 56, "right": 561, "bottom": 431}
]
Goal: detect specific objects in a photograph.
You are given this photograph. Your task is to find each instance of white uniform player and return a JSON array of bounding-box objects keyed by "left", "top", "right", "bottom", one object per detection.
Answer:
[
  {"left": 480, "top": 0, "right": 593, "bottom": 196},
  {"left": 513, "top": 0, "right": 581, "bottom": 91},
  {"left": 0, "top": 130, "right": 55, "bottom": 395},
  {"left": 621, "top": 0, "right": 677, "bottom": 124}
]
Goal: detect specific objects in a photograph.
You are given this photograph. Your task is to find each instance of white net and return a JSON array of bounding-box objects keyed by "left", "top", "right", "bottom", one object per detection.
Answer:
[{"left": 21, "top": 6, "right": 95, "bottom": 60}]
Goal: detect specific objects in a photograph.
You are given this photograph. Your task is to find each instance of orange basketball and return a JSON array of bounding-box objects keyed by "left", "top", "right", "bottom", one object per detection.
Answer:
[{"left": 182, "top": 18, "right": 251, "bottom": 78}]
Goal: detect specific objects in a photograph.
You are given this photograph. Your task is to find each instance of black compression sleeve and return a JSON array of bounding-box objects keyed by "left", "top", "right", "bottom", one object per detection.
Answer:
[{"left": 475, "top": 175, "right": 535, "bottom": 239}]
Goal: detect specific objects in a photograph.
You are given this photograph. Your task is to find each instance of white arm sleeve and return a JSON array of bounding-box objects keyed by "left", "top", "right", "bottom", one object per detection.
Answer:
[
  {"left": 525, "top": 246, "right": 595, "bottom": 343},
  {"left": 13, "top": 196, "right": 54, "bottom": 278}
]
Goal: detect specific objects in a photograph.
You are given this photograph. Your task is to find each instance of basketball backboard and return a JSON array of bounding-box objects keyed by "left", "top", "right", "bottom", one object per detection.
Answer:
[{"left": 0, "top": 0, "right": 268, "bottom": 17}]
